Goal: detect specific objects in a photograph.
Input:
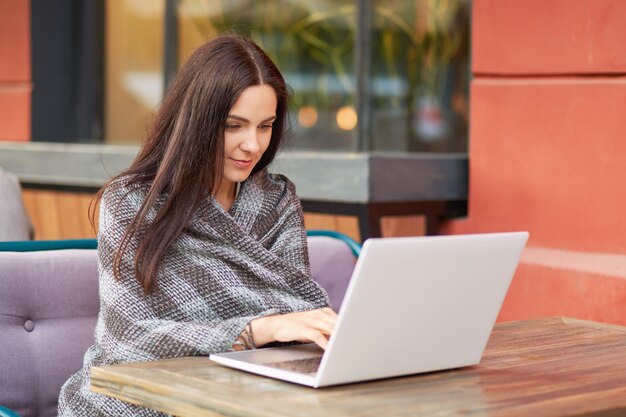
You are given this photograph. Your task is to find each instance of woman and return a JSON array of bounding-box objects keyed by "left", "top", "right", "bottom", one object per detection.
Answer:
[{"left": 59, "top": 35, "right": 336, "bottom": 416}]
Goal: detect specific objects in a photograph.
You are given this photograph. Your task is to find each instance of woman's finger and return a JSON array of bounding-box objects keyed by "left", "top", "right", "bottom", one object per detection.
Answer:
[
  {"left": 319, "top": 307, "right": 338, "bottom": 318},
  {"left": 303, "top": 313, "right": 336, "bottom": 335},
  {"left": 303, "top": 328, "right": 330, "bottom": 350}
]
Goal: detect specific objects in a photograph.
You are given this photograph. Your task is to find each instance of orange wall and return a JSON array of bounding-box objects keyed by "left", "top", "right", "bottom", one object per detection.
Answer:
[
  {"left": 0, "top": 0, "right": 30, "bottom": 141},
  {"left": 441, "top": 0, "right": 626, "bottom": 325}
]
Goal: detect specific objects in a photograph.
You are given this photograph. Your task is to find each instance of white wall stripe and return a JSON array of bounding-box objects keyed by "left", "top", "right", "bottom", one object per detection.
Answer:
[{"left": 521, "top": 246, "right": 626, "bottom": 279}]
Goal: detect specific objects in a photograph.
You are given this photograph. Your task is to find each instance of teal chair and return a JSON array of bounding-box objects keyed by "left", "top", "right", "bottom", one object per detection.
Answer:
[
  {"left": 306, "top": 229, "right": 361, "bottom": 257},
  {"left": 0, "top": 238, "right": 97, "bottom": 252},
  {"left": 0, "top": 406, "right": 21, "bottom": 417},
  {"left": 0, "top": 232, "right": 358, "bottom": 256}
]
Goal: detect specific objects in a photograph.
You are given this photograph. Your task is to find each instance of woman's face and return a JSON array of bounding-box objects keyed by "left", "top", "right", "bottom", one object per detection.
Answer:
[{"left": 221, "top": 84, "right": 277, "bottom": 189}]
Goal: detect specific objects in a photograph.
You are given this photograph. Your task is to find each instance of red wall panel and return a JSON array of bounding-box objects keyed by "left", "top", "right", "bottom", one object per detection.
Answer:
[
  {"left": 0, "top": 0, "right": 30, "bottom": 81},
  {"left": 442, "top": 77, "right": 626, "bottom": 323},
  {"left": 444, "top": 0, "right": 626, "bottom": 325},
  {"left": 444, "top": 78, "right": 626, "bottom": 253},
  {"left": 0, "top": 0, "right": 31, "bottom": 141},
  {"left": 0, "top": 85, "right": 30, "bottom": 141},
  {"left": 473, "top": 0, "right": 626, "bottom": 75}
]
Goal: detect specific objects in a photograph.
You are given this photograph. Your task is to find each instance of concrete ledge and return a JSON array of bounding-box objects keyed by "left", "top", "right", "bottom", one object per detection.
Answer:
[
  {"left": 0, "top": 142, "right": 467, "bottom": 204},
  {"left": 0, "top": 142, "right": 136, "bottom": 188},
  {"left": 272, "top": 151, "right": 369, "bottom": 203}
]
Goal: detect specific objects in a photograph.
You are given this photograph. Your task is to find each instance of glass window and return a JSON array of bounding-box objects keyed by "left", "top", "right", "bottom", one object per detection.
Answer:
[
  {"left": 370, "top": 0, "right": 470, "bottom": 152},
  {"left": 105, "top": 0, "right": 165, "bottom": 145},
  {"left": 100, "top": 0, "right": 469, "bottom": 152}
]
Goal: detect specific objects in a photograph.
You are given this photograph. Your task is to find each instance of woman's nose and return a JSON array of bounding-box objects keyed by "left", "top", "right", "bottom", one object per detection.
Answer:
[{"left": 240, "top": 129, "right": 261, "bottom": 153}]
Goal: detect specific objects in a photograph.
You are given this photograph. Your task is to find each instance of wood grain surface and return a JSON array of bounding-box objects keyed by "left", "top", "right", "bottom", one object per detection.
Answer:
[
  {"left": 20, "top": 189, "right": 366, "bottom": 242},
  {"left": 90, "top": 317, "right": 626, "bottom": 417}
]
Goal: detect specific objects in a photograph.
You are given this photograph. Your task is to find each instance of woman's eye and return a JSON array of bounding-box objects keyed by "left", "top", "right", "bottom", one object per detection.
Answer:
[
  {"left": 259, "top": 124, "right": 273, "bottom": 130},
  {"left": 226, "top": 124, "right": 240, "bottom": 130}
]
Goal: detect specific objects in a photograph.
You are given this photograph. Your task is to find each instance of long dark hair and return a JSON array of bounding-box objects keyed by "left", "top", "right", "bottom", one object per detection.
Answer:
[{"left": 92, "top": 35, "right": 289, "bottom": 292}]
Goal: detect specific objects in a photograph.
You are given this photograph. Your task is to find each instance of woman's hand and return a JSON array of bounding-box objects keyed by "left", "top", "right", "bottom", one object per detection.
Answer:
[{"left": 251, "top": 308, "right": 338, "bottom": 350}]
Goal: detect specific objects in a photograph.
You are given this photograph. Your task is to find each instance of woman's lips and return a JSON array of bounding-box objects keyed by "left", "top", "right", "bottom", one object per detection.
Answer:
[{"left": 231, "top": 158, "right": 253, "bottom": 169}]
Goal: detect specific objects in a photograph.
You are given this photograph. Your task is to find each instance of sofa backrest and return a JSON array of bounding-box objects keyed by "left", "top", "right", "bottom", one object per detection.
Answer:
[
  {"left": 307, "top": 235, "right": 357, "bottom": 312},
  {"left": 0, "top": 249, "right": 99, "bottom": 417},
  {"left": 0, "top": 236, "right": 356, "bottom": 417}
]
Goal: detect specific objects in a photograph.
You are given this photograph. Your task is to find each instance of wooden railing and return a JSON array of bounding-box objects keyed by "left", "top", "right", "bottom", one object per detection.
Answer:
[{"left": 21, "top": 189, "right": 427, "bottom": 242}]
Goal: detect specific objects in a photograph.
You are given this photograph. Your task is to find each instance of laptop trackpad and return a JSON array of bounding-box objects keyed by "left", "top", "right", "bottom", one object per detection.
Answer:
[{"left": 216, "top": 343, "right": 323, "bottom": 375}]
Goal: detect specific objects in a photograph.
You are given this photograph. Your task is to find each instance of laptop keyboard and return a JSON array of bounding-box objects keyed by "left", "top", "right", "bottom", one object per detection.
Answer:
[{"left": 264, "top": 356, "right": 322, "bottom": 374}]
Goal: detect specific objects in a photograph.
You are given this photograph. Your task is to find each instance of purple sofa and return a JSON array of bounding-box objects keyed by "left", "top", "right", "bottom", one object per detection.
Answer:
[{"left": 0, "top": 235, "right": 356, "bottom": 417}]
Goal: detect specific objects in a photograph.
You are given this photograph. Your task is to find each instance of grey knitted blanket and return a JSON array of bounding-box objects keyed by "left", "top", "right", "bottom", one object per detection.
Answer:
[{"left": 58, "top": 170, "right": 329, "bottom": 417}]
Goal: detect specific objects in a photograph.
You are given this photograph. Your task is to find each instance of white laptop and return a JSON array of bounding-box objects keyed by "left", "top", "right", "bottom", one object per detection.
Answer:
[{"left": 210, "top": 232, "right": 529, "bottom": 387}]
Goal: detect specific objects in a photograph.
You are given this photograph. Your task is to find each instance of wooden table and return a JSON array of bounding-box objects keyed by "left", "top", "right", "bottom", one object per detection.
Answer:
[{"left": 91, "top": 317, "right": 626, "bottom": 417}]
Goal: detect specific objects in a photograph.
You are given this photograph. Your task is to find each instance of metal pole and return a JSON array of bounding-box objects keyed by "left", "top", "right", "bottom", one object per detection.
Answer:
[
  {"left": 163, "top": 0, "right": 179, "bottom": 93},
  {"left": 355, "top": 0, "right": 372, "bottom": 151}
]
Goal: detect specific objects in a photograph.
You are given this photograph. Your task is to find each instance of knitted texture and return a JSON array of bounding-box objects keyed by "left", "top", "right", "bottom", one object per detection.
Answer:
[{"left": 58, "top": 170, "right": 329, "bottom": 416}]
